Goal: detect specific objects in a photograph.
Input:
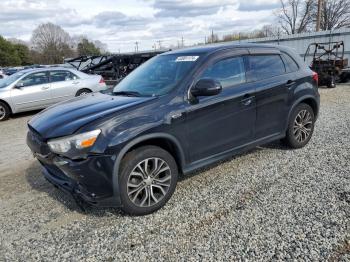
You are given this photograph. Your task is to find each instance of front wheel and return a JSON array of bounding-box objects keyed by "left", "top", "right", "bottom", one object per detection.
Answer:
[
  {"left": 283, "top": 103, "right": 315, "bottom": 149},
  {"left": 0, "top": 101, "right": 10, "bottom": 121},
  {"left": 119, "top": 146, "right": 178, "bottom": 215}
]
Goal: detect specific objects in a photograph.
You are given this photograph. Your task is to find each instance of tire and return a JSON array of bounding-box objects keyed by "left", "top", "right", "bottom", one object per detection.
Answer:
[
  {"left": 119, "top": 146, "right": 178, "bottom": 216},
  {"left": 283, "top": 103, "right": 315, "bottom": 149},
  {"left": 0, "top": 101, "right": 10, "bottom": 121},
  {"left": 76, "top": 89, "right": 92, "bottom": 96},
  {"left": 327, "top": 76, "right": 336, "bottom": 88}
]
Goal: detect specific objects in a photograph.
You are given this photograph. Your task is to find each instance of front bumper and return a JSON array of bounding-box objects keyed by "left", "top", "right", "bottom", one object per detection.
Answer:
[{"left": 27, "top": 131, "right": 121, "bottom": 207}]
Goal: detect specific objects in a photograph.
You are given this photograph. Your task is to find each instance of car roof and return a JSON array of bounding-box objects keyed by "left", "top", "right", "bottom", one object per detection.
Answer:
[
  {"left": 164, "top": 43, "right": 286, "bottom": 55},
  {"left": 19, "top": 67, "right": 77, "bottom": 74}
]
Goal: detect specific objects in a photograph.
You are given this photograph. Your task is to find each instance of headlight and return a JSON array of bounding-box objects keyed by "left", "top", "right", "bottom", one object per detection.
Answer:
[{"left": 48, "top": 129, "right": 101, "bottom": 154}]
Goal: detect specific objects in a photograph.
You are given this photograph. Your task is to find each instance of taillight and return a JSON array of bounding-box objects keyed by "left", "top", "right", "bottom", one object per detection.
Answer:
[
  {"left": 99, "top": 77, "right": 105, "bottom": 84},
  {"left": 312, "top": 71, "right": 318, "bottom": 85}
]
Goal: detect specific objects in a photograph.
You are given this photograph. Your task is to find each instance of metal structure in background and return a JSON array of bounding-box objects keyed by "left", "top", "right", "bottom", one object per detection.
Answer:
[
  {"left": 304, "top": 41, "right": 348, "bottom": 87},
  {"left": 241, "top": 28, "right": 350, "bottom": 83},
  {"left": 65, "top": 51, "right": 165, "bottom": 86},
  {"left": 65, "top": 28, "right": 350, "bottom": 86}
]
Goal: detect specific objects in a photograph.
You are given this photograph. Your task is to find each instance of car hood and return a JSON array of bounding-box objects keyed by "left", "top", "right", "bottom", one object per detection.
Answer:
[{"left": 28, "top": 92, "right": 155, "bottom": 139}]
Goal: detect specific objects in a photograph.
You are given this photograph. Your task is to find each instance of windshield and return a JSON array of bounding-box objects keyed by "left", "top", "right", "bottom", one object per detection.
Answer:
[
  {"left": 0, "top": 71, "right": 26, "bottom": 88},
  {"left": 113, "top": 54, "right": 200, "bottom": 96}
]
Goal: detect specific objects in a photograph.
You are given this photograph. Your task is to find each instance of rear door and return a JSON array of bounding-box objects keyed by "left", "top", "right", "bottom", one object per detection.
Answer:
[
  {"left": 246, "top": 49, "right": 290, "bottom": 139},
  {"left": 49, "top": 70, "right": 80, "bottom": 103},
  {"left": 185, "top": 51, "right": 256, "bottom": 162},
  {"left": 11, "top": 71, "right": 51, "bottom": 112}
]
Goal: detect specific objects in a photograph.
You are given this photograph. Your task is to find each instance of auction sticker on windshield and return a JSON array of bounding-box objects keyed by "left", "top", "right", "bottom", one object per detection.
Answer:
[{"left": 175, "top": 56, "right": 199, "bottom": 62}]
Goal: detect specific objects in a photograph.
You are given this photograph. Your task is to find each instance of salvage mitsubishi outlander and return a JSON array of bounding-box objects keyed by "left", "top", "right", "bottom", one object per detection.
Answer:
[{"left": 27, "top": 44, "right": 320, "bottom": 215}]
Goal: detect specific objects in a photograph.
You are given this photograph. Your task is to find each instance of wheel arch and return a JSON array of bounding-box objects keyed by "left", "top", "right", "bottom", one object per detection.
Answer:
[
  {"left": 285, "top": 95, "right": 319, "bottom": 131},
  {"left": 76, "top": 88, "right": 92, "bottom": 96},
  {"left": 0, "top": 99, "right": 13, "bottom": 114},
  {"left": 111, "top": 133, "right": 186, "bottom": 203}
]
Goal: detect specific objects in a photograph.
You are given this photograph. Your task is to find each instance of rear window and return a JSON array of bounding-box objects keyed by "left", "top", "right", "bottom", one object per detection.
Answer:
[
  {"left": 281, "top": 53, "right": 299, "bottom": 73},
  {"left": 247, "top": 55, "right": 285, "bottom": 81}
]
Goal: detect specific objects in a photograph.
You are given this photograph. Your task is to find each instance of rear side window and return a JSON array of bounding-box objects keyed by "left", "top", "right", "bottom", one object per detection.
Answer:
[
  {"left": 247, "top": 55, "right": 285, "bottom": 81},
  {"left": 50, "top": 71, "right": 79, "bottom": 82},
  {"left": 200, "top": 56, "right": 246, "bottom": 88},
  {"left": 281, "top": 53, "right": 299, "bottom": 73}
]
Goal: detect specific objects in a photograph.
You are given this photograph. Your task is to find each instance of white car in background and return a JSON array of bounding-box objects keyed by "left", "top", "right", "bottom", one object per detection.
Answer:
[
  {"left": 0, "top": 69, "right": 7, "bottom": 79},
  {"left": 0, "top": 67, "right": 107, "bottom": 121}
]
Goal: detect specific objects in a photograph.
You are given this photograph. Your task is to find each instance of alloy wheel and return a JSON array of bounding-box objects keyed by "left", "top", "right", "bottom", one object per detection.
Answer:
[
  {"left": 127, "top": 157, "right": 172, "bottom": 207},
  {"left": 0, "top": 105, "right": 5, "bottom": 120},
  {"left": 293, "top": 109, "right": 313, "bottom": 143}
]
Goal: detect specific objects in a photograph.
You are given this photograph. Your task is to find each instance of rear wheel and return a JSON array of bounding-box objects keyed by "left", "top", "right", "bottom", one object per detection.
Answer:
[
  {"left": 0, "top": 102, "right": 10, "bottom": 121},
  {"left": 76, "top": 89, "right": 92, "bottom": 96},
  {"left": 283, "top": 103, "right": 315, "bottom": 149},
  {"left": 119, "top": 146, "right": 178, "bottom": 216}
]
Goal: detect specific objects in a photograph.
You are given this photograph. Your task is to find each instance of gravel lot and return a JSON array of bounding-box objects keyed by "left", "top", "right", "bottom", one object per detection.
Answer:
[{"left": 0, "top": 85, "right": 349, "bottom": 261}]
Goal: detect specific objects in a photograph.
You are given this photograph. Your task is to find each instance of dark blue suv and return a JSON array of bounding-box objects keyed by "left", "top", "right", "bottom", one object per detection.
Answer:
[{"left": 27, "top": 44, "right": 320, "bottom": 215}]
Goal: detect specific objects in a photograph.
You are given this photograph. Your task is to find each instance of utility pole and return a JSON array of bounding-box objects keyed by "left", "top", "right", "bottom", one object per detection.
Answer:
[
  {"left": 181, "top": 36, "right": 184, "bottom": 47},
  {"left": 211, "top": 29, "right": 214, "bottom": 43},
  {"left": 157, "top": 40, "right": 163, "bottom": 50},
  {"left": 316, "top": 0, "right": 323, "bottom": 32},
  {"left": 135, "top": 41, "right": 139, "bottom": 53}
]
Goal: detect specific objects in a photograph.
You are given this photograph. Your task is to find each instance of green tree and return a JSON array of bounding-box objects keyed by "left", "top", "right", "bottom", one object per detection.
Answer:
[
  {"left": 14, "top": 44, "right": 31, "bottom": 65},
  {"left": 77, "top": 38, "right": 101, "bottom": 56},
  {"left": 0, "top": 36, "right": 21, "bottom": 66}
]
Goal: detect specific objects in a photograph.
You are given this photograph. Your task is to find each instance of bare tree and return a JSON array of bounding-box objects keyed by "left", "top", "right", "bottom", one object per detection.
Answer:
[
  {"left": 31, "top": 23, "right": 74, "bottom": 64},
  {"left": 318, "top": 0, "right": 350, "bottom": 30},
  {"left": 277, "top": 0, "right": 315, "bottom": 34},
  {"left": 260, "top": 24, "right": 281, "bottom": 37}
]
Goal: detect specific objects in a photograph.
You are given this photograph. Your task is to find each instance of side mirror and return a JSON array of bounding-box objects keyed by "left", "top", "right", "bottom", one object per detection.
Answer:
[
  {"left": 14, "top": 82, "right": 24, "bottom": 89},
  {"left": 191, "top": 79, "right": 222, "bottom": 97}
]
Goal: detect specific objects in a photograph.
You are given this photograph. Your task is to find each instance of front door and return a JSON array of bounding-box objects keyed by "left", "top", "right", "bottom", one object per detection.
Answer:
[
  {"left": 185, "top": 55, "right": 256, "bottom": 162},
  {"left": 11, "top": 71, "right": 51, "bottom": 112}
]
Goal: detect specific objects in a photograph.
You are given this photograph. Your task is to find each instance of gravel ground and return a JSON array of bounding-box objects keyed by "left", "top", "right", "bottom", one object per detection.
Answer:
[{"left": 0, "top": 85, "right": 349, "bottom": 261}]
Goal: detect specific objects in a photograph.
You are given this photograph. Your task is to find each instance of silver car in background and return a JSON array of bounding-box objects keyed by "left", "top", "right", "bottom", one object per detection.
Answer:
[{"left": 0, "top": 67, "right": 107, "bottom": 121}]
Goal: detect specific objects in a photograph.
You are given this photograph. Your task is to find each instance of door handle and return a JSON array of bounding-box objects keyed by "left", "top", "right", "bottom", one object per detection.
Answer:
[
  {"left": 286, "top": 80, "right": 296, "bottom": 88},
  {"left": 241, "top": 94, "right": 254, "bottom": 106},
  {"left": 41, "top": 86, "right": 50, "bottom": 90},
  {"left": 72, "top": 81, "right": 80, "bottom": 85}
]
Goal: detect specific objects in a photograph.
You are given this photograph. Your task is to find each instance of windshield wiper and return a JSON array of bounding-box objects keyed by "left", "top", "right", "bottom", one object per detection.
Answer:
[{"left": 113, "top": 91, "right": 142, "bottom": 97}]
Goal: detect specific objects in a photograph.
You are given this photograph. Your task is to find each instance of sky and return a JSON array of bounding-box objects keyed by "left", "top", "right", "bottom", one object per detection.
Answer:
[{"left": 0, "top": 0, "right": 281, "bottom": 53}]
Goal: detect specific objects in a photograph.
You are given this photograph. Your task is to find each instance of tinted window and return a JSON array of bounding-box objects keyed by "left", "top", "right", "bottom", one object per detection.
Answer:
[
  {"left": 248, "top": 55, "right": 285, "bottom": 81},
  {"left": 200, "top": 57, "right": 246, "bottom": 88},
  {"left": 281, "top": 53, "right": 299, "bottom": 73},
  {"left": 19, "top": 72, "right": 49, "bottom": 87},
  {"left": 50, "top": 71, "right": 78, "bottom": 82}
]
